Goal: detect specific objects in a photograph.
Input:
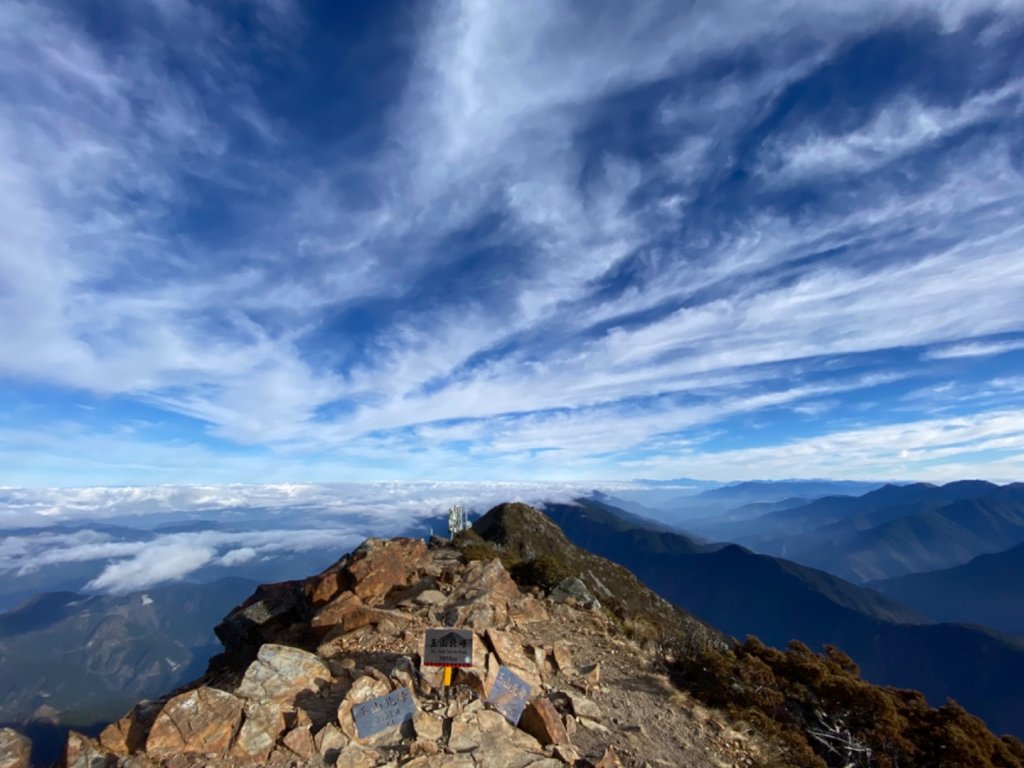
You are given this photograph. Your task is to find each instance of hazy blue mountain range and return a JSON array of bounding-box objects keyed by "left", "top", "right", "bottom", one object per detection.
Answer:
[
  {"left": 714, "top": 481, "right": 1024, "bottom": 582},
  {"left": 669, "top": 480, "right": 882, "bottom": 516},
  {"left": 870, "top": 542, "right": 1024, "bottom": 637},
  {"left": 551, "top": 497, "right": 1024, "bottom": 737},
  {"left": 680, "top": 497, "right": 812, "bottom": 539},
  {"left": 615, "top": 479, "right": 884, "bottom": 524}
]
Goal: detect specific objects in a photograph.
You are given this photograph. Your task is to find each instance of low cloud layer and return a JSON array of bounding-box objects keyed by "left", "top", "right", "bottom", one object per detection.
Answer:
[{"left": 0, "top": 481, "right": 619, "bottom": 593}]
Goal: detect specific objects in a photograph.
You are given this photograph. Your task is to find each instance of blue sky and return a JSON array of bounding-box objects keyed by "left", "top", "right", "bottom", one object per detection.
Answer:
[{"left": 2, "top": 0, "right": 1024, "bottom": 487}]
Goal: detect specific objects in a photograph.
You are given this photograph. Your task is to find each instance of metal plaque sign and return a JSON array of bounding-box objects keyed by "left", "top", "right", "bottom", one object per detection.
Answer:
[
  {"left": 352, "top": 687, "right": 416, "bottom": 739},
  {"left": 487, "top": 665, "right": 532, "bottom": 725},
  {"left": 423, "top": 628, "right": 474, "bottom": 667}
]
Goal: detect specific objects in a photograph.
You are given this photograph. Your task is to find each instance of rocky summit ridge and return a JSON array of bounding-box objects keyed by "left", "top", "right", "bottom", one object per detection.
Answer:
[
  {"left": 4, "top": 502, "right": 1023, "bottom": 768},
  {"left": 0, "top": 503, "right": 767, "bottom": 768}
]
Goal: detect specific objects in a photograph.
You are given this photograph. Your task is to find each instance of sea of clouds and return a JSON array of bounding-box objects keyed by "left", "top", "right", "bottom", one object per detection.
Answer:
[{"left": 0, "top": 481, "right": 643, "bottom": 594}]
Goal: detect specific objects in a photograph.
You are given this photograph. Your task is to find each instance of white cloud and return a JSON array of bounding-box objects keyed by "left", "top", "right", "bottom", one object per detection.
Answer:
[
  {"left": 1, "top": 0, "right": 1024, "bottom": 483},
  {"left": 644, "top": 409, "right": 1024, "bottom": 481},
  {"left": 761, "top": 81, "right": 1024, "bottom": 180},
  {"left": 218, "top": 547, "right": 257, "bottom": 566},
  {"left": 924, "top": 338, "right": 1024, "bottom": 359},
  {"left": 86, "top": 542, "right": 217, "bottom": 594}
]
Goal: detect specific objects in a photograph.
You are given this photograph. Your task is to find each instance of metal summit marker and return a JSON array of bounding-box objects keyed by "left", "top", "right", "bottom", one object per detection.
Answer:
[
  {"left": 424, "top": 628, "right": 474, "bottom": 693},
  {"left": 487, "top": 665, "right": 531, "bottom": 725},
  {"left": 423, "top": 628, "right": 474, "bottom": 668},
  {"left": 352, "top": 687, "right": 416, "bottom": 739}
]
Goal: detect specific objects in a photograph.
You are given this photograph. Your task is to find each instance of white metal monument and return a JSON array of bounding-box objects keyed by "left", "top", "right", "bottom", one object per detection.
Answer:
[{"left": 447, "top": 503, "right": 468, "bottom": 538}]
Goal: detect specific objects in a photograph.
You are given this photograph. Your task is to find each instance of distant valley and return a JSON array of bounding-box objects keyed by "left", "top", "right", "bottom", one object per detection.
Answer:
[{"left": 0, "top": 578, "right": 257, "bottom": 727}]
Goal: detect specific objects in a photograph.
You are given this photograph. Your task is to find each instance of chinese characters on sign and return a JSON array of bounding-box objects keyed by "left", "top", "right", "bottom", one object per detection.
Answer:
[
  {"left": 487, "top": 665, "right": 532, "bottom": 725},
  {"left": 423, "top": 628, "right": 474, "bottom": 667},
  {"left": 352, "top": 687, "right": 416, "bottom": 739}
]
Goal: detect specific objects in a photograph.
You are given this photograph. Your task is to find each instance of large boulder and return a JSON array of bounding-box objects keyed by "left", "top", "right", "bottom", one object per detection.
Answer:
[
  {"left": 235, "top": 642, "right": 331, "bottom": 704},
  {"left": 214, "top": 580, "right": 311, "bottom": 662},
  {"left": 0, "top": 729, "right": 31, "bottom": 768},
  {"left": 346, "top": 538, "right": 428, "bottom": 604},
  {"left": 146, "top": 687, "right": 245, "bottom": 756},
  {"left": 550, "top": 577, "right": 600, "bottom": 610},
  {"left": 444, "top": 559, "right": 523, "bottom": 631},
  {"left": 98, "top": 701, "right": 161, "bottom": 755},
  {"left": 518, "top": 697, "right": 570, "bottom": 746},
  {"left": 447, "top": 709, "right": 549, "bottom": 766},
  {"left": 311, "top": 591, "right": 411, "bottom": 640}
]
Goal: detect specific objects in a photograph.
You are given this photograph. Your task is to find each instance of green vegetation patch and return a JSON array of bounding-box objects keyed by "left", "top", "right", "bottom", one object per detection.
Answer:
[{"left": 509, "top": 555, "right": 573, "bottom": 590}]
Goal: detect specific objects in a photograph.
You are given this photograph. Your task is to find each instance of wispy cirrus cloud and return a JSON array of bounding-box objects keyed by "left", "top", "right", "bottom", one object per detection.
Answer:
[
  {"left": 2, "top": 0, "right": 1024, "bottom": 484},
  {"left": 924, "top": 338, "right": 1024, "bottom": 360}
]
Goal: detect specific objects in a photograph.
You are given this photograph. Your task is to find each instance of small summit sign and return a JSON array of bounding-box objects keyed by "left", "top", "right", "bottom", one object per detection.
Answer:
[
  {"left": 423, "top": 628, "right": 474, "bottom": 667},
  {"left": 487, "top": 665, "right": 531, "bottom": 725},
  {"left": 352, "top": 687, "right": 416, "bottom": 739}
]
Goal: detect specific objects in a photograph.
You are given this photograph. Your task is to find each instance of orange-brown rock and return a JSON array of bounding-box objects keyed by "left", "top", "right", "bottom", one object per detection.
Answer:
[
  {"left": 444, "top": 559, "right": 523, "bottom": 631},
  {"left": 594, "top": 744, "right": 623, "bottom": 767},
  {"left": 346, "top": 538, "right": 427, "bottom": 604},
  {"left": 98, "top": 702, "right": 162, "bottom": 756},
  {"left": 312, "top": 591, "right": 379, "bottom": 637},
  {"left": 518, "top": 697, "right": 570, "bottom": 746},
  {"left": 146, "top": 687, "right": 245, "bottom": 756},
  {"left": 309, "top": 569, "right": 350, "bottom": 606},
  {"left": 281, "top": 724, "right": 315, "bottom": 758},
  {"left": 314, "top": 723, "right": 350, "bottom": 762},
  {"left": 551, "top": 640, "right": 573, "bottom": 672},
  {"left": 486, "top": 628, "right": 540, "bottom": 693},
  {"left": 97, "top": 718, "right": 132, "bottom": 756},
  {"left": 65, "top": 732, "right": 112, "bottom": 768},
  {"left": 0, "top": 728, "right": 31, "bottom": 768}
]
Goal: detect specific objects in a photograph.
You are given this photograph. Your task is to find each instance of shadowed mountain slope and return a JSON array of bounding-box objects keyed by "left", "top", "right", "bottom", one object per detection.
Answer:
[
  {"left": 541, "top": 498, "right": 1024, "bottom": 738},
  {"left": 870, "top": 542, "right": 1024, "bottom": 637}
]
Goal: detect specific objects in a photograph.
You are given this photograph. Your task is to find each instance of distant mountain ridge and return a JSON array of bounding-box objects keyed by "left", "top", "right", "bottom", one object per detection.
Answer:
[
  {"left": 549, "top": 496, "right": 1024, "bottom": 737},
  {"left": 870, "top": 542, "right": 1024, "bottom": 637},
  {"left": 613, "top": 479, "right": 885, "bottom": 525},
  {"left": 726, "top": 481, "right": 1024, "bottom": 582}
]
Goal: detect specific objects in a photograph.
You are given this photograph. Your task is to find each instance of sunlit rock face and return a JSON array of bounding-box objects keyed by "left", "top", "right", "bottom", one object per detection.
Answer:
[{"left": 41, "top": 504, "right": 764, "bottom": 767}]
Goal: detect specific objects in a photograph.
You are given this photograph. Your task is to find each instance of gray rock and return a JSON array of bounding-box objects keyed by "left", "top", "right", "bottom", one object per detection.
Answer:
[
  {"left": 415, "top": 589, "right": 447, "bottom": 605},
  {"left": 567, "top": 691, "right": 603, "bottom": 720},
  {"left": 550, "top": 577, "right": 600, "bottom": 610},
  {"left": 236, "top": 642, "right": 331, "bottom": 704}
]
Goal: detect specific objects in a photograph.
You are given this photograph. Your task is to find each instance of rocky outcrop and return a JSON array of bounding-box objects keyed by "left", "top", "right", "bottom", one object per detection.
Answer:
[
  {"left": 0, "top": 728, "right": 31, "bottom": 768},
  {"left": 146, "top": 687, "right": 245, "bottom": 756},
  {"left": 31, "top": 503, "right": 766, "bottom": 768},
  {"left": 235, "top": 643, "right": 331, "bottom": 703}
]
